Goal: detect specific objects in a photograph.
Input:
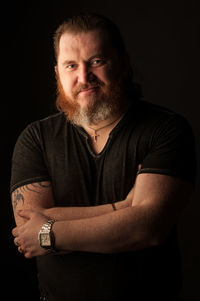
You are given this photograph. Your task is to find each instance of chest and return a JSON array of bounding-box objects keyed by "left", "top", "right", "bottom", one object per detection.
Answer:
[{"left": 46, "top": 124, "right": 149, "bottom": 207}]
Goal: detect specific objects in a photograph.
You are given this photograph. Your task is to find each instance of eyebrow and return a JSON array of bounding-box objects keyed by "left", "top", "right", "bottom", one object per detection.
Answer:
[
  {"left": 62, "top": 53, "right": 105, "bottom": 66},
  {"left": 62, "top": 60, "right": 76, "bottom": 66},
  {"left": 88, "top": 53, "right": 104, "bottom": 60}
]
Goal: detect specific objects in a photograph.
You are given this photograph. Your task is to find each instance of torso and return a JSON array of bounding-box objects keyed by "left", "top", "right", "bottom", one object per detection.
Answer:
[{"left": 11, "top": 100, "right": 195, "bottom": 300}]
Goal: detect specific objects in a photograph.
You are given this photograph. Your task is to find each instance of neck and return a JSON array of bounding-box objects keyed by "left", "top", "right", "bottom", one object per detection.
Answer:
[
  {"left": 89, "top": 113, "right": 122, "bottom": 130},
  {"left": 82, "top": 108, "right": 127, "bottom": 144}
]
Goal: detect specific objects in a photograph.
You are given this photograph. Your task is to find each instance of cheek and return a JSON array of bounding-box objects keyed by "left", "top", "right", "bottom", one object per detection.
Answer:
[
  {"left": 105, "top": 63, "right": 120, "bottom": 83},
  {"left": 95, "top": 67, "right": 114, "bottom": 85},
  {"left": 60, "top": 74, "right": 75, "bottom": 95}
]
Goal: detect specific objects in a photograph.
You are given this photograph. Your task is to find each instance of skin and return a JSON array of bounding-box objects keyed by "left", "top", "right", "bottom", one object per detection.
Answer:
[
  {"left": 55, "top": 30, "right": 129, "bottom": 153},
  {"left": 56, "top": 30, "right": 122, "bottom": 109},
  {"left": 12, "top": 181, "right": 135, "bottom": 256},
  {"left": 12, "top": 30, "right": 193, "bottom": 258}
]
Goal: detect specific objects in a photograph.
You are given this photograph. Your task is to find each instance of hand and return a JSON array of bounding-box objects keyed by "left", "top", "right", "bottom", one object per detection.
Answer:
[{"left": 12, "top": 210, "right": 49, "bottom": 258}]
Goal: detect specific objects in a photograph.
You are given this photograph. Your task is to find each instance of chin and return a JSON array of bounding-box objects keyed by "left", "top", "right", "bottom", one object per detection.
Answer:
[{"left": 77, "top": 94, "right": 97, "bottom": 108}]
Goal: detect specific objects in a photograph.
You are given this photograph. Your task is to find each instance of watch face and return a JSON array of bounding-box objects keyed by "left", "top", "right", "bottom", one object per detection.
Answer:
[{"left": 40, "top": 233, "right": 51, "bottom": 247}]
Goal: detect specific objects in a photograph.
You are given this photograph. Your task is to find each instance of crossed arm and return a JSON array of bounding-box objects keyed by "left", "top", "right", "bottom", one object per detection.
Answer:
[
  {"left": 12, "top": 181, "right": 134, "bottom": 225},
  {"left": 11, "top": 173, "right": 193, "bottom": 258}
]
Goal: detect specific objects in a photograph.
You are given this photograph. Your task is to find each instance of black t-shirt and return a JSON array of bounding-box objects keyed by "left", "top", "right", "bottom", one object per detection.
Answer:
[{"left": 10, "top": 100, "right": 196, "bottom": 300}]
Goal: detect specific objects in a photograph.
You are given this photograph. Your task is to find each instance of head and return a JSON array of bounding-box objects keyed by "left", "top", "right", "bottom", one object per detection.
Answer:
[{"left": 54, "top": 13, "right": 141, "bottom": 125}]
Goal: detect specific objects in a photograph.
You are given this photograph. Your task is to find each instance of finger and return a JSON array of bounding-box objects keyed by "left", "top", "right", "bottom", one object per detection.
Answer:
[
  {"left": 14, "top": 237, "right": 20, "bottom": 247},
  {"left": 17, "top": 209, "right": 34, "bottom": 220},
  {"left": 18, "top": 246, "right": 25, "bottom": 254},
  {"left": 12, "top": 227, "right": 18, "bottom": 237}
]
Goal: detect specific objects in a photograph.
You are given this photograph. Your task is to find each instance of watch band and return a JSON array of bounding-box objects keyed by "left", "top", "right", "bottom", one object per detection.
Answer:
[
  {"left": 38, "top": 219, "right": 56, "bottom": 251},
  {"left": 41, "top": 219, "right": 56, "bottom": 232}
]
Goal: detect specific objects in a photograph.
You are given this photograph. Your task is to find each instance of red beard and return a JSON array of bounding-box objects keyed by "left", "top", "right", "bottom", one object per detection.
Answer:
[{"left": 56, "top": 74, "right": 127, "bottom": 125}]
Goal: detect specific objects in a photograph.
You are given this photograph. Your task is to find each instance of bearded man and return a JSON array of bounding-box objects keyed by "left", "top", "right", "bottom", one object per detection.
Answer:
[{"left": 11, "top": 13, "right": 196, "bottom": 301}]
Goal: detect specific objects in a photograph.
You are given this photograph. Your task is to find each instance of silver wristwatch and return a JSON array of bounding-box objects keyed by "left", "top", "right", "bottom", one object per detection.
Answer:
[{"left": 38, "top": 220, "right": 56, "bottom": 250}]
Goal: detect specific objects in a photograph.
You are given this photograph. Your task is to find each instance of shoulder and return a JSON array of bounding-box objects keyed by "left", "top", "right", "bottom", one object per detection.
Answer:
[
  {"left": 134, "top": 99, "right": 178, "bottom": 120},
  {"left": 31, "top": 111, "right": 67, "bottom": 134},
  {"left": 129, "top": 99, "right": 194, "bottom": 134},
  {"left": 132, "top": 100, "right": 196, "bottom": 184},
  {"left": 18, "top": 112, "right": 67, "bottom": 141},
  {"left": 12, "top": 112, "right": 69, "bottom": 156}
]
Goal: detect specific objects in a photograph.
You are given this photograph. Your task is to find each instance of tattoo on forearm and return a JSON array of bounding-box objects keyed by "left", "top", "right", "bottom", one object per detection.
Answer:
[
  {"left": 12, "top": 182, "right": 51, "bottom": 210},
  {"left": 12, "top": 189, "right": 25, "bottom": 210}
]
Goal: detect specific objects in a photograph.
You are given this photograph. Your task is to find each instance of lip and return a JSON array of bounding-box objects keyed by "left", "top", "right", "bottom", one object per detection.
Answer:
[{"left": 79, "top": 87, "right": 97, "bottom": 95}]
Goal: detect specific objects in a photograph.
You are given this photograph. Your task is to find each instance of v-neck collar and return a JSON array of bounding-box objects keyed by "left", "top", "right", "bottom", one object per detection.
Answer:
[{"left": 72, "top": 100, "right": 139, "bottom": 158}]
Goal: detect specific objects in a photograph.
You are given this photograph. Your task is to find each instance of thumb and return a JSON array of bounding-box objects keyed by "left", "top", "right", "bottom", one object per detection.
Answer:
[{"left": 17, "top": 209, "right": 33, "bottom": 220}]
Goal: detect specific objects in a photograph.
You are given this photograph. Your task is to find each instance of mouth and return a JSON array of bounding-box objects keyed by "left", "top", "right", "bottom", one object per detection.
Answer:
[{"left": 79, "top": 87, "right": 98, "bottom": 95}]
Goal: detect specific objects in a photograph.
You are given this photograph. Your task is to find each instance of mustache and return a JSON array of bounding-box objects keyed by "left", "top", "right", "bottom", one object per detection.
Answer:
[{"left": 73, "top": 79, "right": 104, "bottom": 97}]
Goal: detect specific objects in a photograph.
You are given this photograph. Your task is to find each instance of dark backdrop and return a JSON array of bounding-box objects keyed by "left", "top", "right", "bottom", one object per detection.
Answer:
[{"left": 2, "top": 1, "right": 199, "bottom": 299}]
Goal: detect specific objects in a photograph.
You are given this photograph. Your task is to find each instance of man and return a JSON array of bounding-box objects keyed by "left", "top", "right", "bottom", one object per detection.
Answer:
[{"left": 11, "top": 14, "right": 196, "bottom": 300}]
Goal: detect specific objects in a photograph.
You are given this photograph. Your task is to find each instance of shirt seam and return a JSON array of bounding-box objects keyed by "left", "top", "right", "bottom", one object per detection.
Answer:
[{"left": 10, "top": 176, "right": 50, "bottom": 194}]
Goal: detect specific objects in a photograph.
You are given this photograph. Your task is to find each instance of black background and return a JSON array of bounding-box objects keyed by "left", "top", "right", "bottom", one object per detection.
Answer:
[{"left": 2, "top": 0, "right": 199, "bottom": 299}]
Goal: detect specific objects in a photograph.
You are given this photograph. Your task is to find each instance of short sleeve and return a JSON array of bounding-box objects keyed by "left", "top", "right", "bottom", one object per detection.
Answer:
[
  {"left": 138, "top": 115, "right": 196, "bottom": 185},
  {"left": 10, "top": 123, "right": 50, "bottom": 194}
]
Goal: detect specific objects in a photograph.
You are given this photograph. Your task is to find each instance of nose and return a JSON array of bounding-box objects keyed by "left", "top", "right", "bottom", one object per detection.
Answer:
[{"left": 77, "top": 63, "right": 94, "bottom": 84}]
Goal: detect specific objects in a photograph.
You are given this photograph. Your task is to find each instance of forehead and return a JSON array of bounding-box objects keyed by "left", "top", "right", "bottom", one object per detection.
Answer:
[{"left": 58, "top": 30, "right": 115, "bottom": 60}]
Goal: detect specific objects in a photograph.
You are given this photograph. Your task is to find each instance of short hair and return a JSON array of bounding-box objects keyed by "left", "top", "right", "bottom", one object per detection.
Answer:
[
  {"left": 53, "top": 13, "right": 128, "bottom": 62},
  {"left": 53, "top": 13, "right": 142, "bottom": 98}
]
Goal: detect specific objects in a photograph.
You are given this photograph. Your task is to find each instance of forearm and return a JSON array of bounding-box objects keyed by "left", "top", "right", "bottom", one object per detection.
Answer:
[
  {"left": 43, "top": 198, "right": 131, "bottom": 221},
  {"left": 12, "top": 174, "right": 192, "bottom": 259},
  {"left": 53, "top": 204, "right": 157, "bottom": 254},
  {"left": 11, "top": 181, "right": 135, "bottom": 225},
  {"left": 47, "top": 174, "right": 192, "bottom": 254}
]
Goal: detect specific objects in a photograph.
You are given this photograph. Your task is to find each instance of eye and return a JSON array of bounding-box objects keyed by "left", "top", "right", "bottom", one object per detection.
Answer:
[
  {"left": 91, "top": 59, "right": 105, "bottom": 66},
  {"left": 66, "top": 64, "right": 76, "bottom": 70}
]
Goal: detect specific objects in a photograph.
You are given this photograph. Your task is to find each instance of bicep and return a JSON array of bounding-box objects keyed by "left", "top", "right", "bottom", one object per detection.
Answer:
[
  {"left": 131, "top": 173, "right": 193, "bottom": 242},
  {"left": 11, "top": 181, "right": 54, "bottom": 226}
]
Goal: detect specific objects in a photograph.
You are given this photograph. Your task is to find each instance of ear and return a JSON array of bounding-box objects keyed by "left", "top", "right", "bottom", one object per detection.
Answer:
[{"left": 54, "top": 65, "right": 58, "bottom": 77}]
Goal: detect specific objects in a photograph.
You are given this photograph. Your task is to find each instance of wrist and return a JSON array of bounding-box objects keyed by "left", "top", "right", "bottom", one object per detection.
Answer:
[
  {"left": 38, "top": 219, "right": 56, "bottom": 251},
  {"left": 52, "top": 220, "right": 66, "bottom": 251}
]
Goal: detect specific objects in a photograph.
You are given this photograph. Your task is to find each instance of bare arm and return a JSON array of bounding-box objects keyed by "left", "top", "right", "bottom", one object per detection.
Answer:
[
  {"left": 11, "top": 182, "right": 54, "bottom": 226},
  {"left": 11, "top": 180, "right": 134, "bottom": 257},
  {"left": 51, "top": 173, "right": 193, "bottom": 254},
  {"left": 11, "top": 181, "right": 133, "bottom": 227},
  {"left": 12, "top": 173, "right": 193, "bottom": 258}
]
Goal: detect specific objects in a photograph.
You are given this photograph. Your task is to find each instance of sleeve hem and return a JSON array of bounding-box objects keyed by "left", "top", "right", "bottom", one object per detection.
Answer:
[
  {"left": 10, "top": 176, "right": 50, "bottom": 195},
  {"left": 138, "top": 168, "right": 195, "bottom": 185}
]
